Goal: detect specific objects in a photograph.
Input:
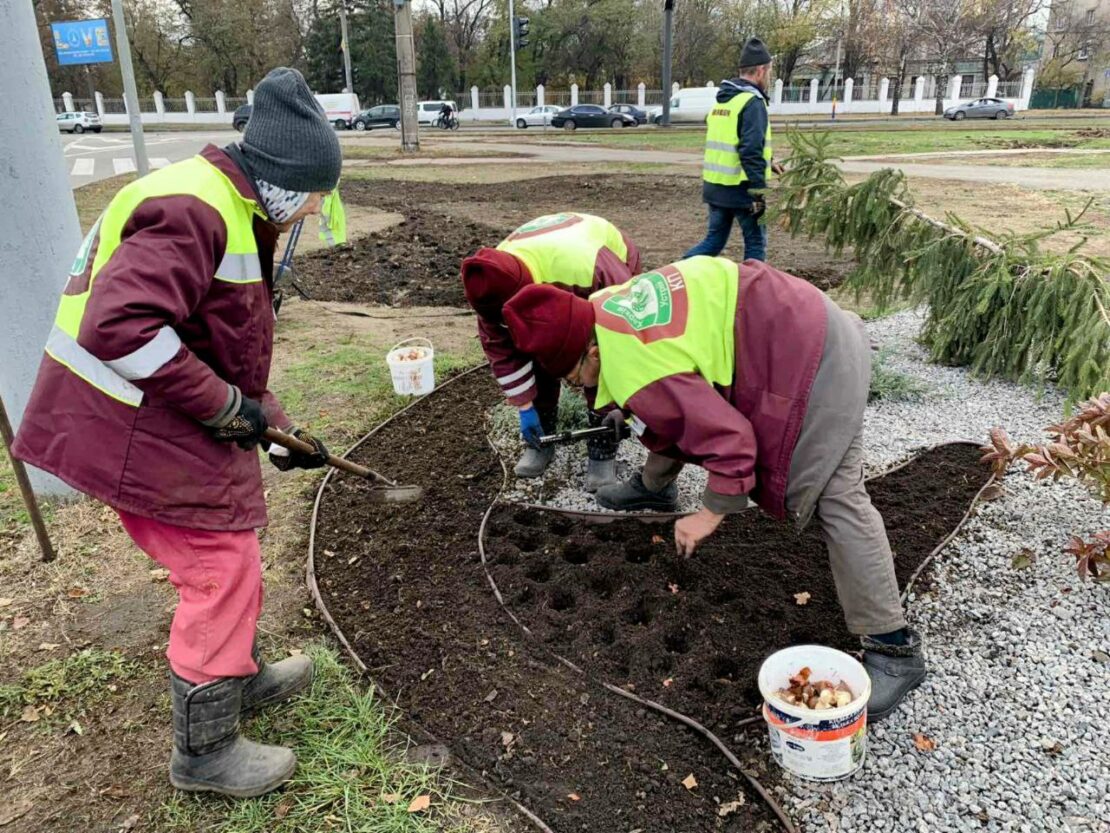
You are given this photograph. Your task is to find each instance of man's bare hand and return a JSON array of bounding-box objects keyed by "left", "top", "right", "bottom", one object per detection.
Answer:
[
  {"left": 772, "top": 161, "right": 787, "bottom": 176},
  {"left": 674, "top": 507, "right": 725, "bottom": 558}
]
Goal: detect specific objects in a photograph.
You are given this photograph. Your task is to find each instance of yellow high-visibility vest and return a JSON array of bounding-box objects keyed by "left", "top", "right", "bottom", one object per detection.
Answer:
[
  {"left": 702, "top": 93, "right": 773, "bottom": 186},
  {"left": 497, "top": 212, "right": 628, "bottom": 287}
]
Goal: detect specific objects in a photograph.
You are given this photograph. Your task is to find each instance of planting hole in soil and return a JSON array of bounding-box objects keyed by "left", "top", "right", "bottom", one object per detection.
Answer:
[{"left": 312, "top": 369, "right": 992, "bottom": 831}]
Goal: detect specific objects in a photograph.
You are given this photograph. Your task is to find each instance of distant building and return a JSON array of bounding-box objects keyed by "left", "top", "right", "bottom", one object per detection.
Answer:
[{"left": 1042, "top": 0, "right": 1110, "bottom": 105}]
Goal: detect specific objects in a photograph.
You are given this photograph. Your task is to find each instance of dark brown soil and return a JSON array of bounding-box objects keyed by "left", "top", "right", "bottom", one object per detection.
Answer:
[
  {"left": 294, "top": 176, "right": 854, "bottom": 306},
  {"left": 313, "top": 370, "right": 991, "bottom": 832}
]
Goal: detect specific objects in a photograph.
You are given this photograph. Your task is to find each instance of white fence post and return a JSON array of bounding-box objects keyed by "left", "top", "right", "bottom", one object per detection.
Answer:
[
  {"left": 502, "top": 84, "right": 511, "bottom": 112},
  {"left": 946, "top": 74, "right": 961, "bottom": 102},
  {"left": 537, "top": 84, "right": 544, "bottom": 106},
  {"left": 672, "top": 81, "right": 680, "bottom": 96},
  {"left": 153, "top": 91, "right": 165, "bottom": 115},
  {"left": 571, "top": 83, "right": 579, "bottom": 106},
  {"left": 215, "top": 90, "right": 226, "bottom": 114},
  {"left": 637, "top": 82, "right": 646, "bottom": 107},
  {"left": 95, "top": 91, "right": 105, "bottom": 116},
  {"left": 986, "top": 74, "right": 998, "bottom": 98},
  {"left": 843, "top": 78, "right": 854, "bottom": 106},
  {"left": 246, "top": 88, "right": 255, "bottom": 105},
  {"left": 878, "top": 77, "right": 889, "bottom": 105},
  {"left": 603, "top": 83, "right": 612, "bottom": 107},
  {"left": 1020, "top": 67, "right": 1035, "bottom": 103},
  {"left": 914, "top": 77, "right": 925, "bottom": 103},
  {"left": 470, "top": 86, "right": 480, "bottom": 111},
  {"left": 185, "top": 90, "right": 196, "bottom": 114},
  {"left": 62, "top": 91, "right": 74, "bottom": 111},
  {"left": 706, "top": 81, "right": 714, "bottom": 88},
  {"left": 809, "top": 78, "right": 819, "bottom": 106},
  {"left": 773, "top": 78, "right": 783, "bottom": 105}
]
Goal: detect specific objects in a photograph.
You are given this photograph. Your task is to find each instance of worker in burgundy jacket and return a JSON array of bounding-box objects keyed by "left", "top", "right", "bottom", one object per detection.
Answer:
[
  {"left": 461, "top": 212, "right": 641, "bottom": 490},
  {"left": 13, "top": 68, "right": 341, "bottom": 797},
  {"left": 502, "top": 256, "right": 927, "bottom": 720}
]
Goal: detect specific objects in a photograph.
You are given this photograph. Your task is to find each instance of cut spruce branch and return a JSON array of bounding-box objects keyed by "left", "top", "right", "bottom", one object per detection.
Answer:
[{"left": 775, "top": 129, "right": 1110, "bottom": 403}]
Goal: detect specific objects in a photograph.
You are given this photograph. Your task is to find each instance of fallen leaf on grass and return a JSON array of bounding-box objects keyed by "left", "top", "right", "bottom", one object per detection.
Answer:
[
  {"left": 978, "top": 483, "right": 1006, "bottom": 502},
  {"left": 66, "top": 586, "right": 89, "bottom": 599},
  {"left": 20, "top": 706, "right": 40, "bottom": 723},
  {"left": 566, "top": 793, "right": 581, "bottom": 802},
  {"left": 0, "top": 798, "right": 32, "bottom": 826},
  {"left": 682, "top": 774, "right": 698, "bottom": 790},
  {"left": 793, "top": 592, "right": 811, "bottom": 606},
  {"left": 0, "top": 598, "right": 13, "bottom": 608},
  {"left": 718, "top": 797, "right": 746, "bottom": 817},
  {"left": 12, "top": 617, "right": 30, "bottom": 631},
  {"left": 381, "top": 793, "right": 401, "bottom": 804},
  {"left": 1011, "top": 549, "right": 1035, "bottom": 570},
  {"left": 66, "top": 720, "right": 83, "bottom": 736},
  {"left": 275, "top": 799, "right": 294, "bottom": 819},
  {"left": 912, "top": 733, "right": 936, "bottom": 752},
  {"left": 149, "top": 569, "right": 170, "bottom": 583},
  {"left": 38, "top": 643, "right": 60, "bottom": 652},
  {"left": 407, "top": 795, "right": 431, "bottom": 813},
  {"left": 119, "top": 813, "right": 140, "bottom": 830}
]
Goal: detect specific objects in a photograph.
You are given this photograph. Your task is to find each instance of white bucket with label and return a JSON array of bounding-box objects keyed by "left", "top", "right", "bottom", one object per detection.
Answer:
[
  {"left": 758, "top": 645, "right": 872, "bottom": 782},
  {"left": 386, "top": 337, "right": 435, "bottom": 396}
]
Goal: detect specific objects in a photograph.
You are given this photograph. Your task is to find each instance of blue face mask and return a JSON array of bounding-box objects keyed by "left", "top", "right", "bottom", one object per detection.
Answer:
[{"left": 255, "top": 178, "right": 310, "bottom": 223}]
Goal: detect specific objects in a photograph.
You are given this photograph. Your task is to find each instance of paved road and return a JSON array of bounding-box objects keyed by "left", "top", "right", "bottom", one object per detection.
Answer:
[
  {"left": 63, "top": 130, "right": 238, "bottom": 187},
  {"left": 837, "top": 159, "right": 1110, "bottom": 190}
]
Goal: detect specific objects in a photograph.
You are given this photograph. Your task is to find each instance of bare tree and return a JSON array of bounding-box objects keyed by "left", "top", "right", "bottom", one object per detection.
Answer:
[
  {"left": 917, "top": 0, "right": 991, "bottom": 114},
  {"left": 428, "top": 0, "right": 496, "bottom": 89},
  {"left": 980, "top": 0, "right": 1043, "bottom": 80}
]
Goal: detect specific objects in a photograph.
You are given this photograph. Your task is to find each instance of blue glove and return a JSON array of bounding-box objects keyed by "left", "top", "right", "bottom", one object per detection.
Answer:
[{"left": 519, "top": 407, "right": 544, "bottom": 449}]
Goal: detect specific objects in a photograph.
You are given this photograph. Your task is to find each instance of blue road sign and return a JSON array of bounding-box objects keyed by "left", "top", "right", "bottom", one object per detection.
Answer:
[{"left": 51, "top": 19, "right": 114, "bottom": 66}]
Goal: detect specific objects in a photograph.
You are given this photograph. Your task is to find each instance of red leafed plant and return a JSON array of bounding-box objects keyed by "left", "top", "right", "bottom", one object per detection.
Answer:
[{"left": 981, "top": 393, "right": 1110, "bottom": 579}]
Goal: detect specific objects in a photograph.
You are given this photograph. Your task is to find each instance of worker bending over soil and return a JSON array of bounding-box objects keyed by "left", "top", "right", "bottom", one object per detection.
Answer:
[
  {"left": 502, "top": 256, "right": 925, "bottom": 719},
  {"left": 461, "top": 212, "right": 641, "bottom": 491},
  {"left": 13, "top": 68, "right": 342, "bottom": 796}
]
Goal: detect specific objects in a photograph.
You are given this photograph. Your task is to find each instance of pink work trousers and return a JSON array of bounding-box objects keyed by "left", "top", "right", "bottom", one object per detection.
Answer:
[{"left": 118, "top": 511, "right": 262, "bottom": 684}]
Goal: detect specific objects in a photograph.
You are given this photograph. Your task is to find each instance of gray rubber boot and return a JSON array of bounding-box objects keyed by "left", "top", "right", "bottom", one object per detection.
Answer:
[
  {"left": 595, "top": 473, "right": 678, "bottom": 512},
  {"left": 584, "top": 458, "right": 619, "bottom": 493},
  {"left": 514, "top": 445, "right": 555, "bottom": 478},
  {"left": 861, "top": 629, "right": 927, "bottom": 722},
  {"left": 170, "top": 673, "right": 296, "bottom": 798},
  {"left": 242, "top": 648, "right": 314, "bottom": 717}
]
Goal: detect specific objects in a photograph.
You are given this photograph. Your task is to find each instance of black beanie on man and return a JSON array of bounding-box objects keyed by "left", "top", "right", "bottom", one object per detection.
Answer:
[
  {"left": 241, "top": 67, "right": 342, "bottom": 193},
  {"left": 740, "top": 37, "right": 772, "bottom": 68}
]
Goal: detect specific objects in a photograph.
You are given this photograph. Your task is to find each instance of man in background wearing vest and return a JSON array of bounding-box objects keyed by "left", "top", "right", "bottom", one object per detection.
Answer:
[
  {"left": 501, "top": 257, "right": 928, "bottom": 722},
  {"left": 684, "top": 38, "right": 785, "bottom": 262},
  {"left": 461, "top": 213, "right": 641, "bottom": 490},
  {"left": 14, "top": 68, "right": 342, "bottom": 798}
]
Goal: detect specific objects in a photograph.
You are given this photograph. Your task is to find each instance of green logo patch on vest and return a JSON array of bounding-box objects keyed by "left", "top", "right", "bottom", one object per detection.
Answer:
[
  {"left": 506, "top": 212, "right": 583, "bottom": 241},
  {"left": 601, "top": 272, "right": 673, "bottom": 331}
]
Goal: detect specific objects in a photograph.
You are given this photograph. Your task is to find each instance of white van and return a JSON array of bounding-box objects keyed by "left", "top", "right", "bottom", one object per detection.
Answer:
[
  {"left": 315, "top": 92, "right": 361, "bottom": 129},
  {"left": 648, "top": 86, "right": 720, "bottom": 124},
  {"left": 417, "top": 100, "right": 458, "bottom": 125}
]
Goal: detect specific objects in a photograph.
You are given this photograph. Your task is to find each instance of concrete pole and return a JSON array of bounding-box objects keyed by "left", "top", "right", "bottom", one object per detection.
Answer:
[
  {"left": 393, "top": 0, "right": 419, "bottom": 151},
  {"left": 661, "top": 0, "right": 674, "bottom": 127},
  {"left": 0, "top": 0, "right": 79, "bottom": 495},
  {"left": 508, "top": 0, "right": 518, "bottom": 126},
  {"left": 339, "top": 2, "right": 354, "bottom": 94},
  {"left": 110, "top": 0, "right": 150, "bottom": 176}
]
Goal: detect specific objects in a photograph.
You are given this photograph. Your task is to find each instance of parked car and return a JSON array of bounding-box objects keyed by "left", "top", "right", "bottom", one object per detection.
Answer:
[
  {"left": 648, "top": 86, "right": 720, "bottom": 124},
  {"left": 608, "top": 103, "right": 648, "bottom": 125},
  {"left": 353, "top": 105, "right": 401, "bottom": 130},
  {"left": 943, "top": 97, "right": 1014, "bottom": 120},
  {"left": 315, "top": 92, "right": 361, "bottom": 129},
  {"left": 513, "top": 105, "right": 562, "bottom": 128},
  {"left": 56, "top": 111, "right": 101, "bottom": 134},
  {"left": 416, "top": 100, "right": 458, "bottom": 125},
  {"left": 551, "top": 104, "right": 636, "bottom": 130},
  {"left": 232, "top": 103, "right": 252, "bottom": 132}
]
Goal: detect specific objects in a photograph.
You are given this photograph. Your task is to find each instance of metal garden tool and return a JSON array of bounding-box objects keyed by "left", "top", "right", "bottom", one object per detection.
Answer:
[
  {"left": 262, "top": 428, "right": 423, "bottom": 504},
  {"left": 538, "top": 421, "right": 631, "bottom": 448}
]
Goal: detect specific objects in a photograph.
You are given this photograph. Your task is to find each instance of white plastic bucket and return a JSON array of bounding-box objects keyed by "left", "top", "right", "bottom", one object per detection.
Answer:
[
  {"left": 758, "top": 645, "right": 872, "bottom": 782},
  {"left": 386, "top": 337, "right": 435, "bottom": 396}
]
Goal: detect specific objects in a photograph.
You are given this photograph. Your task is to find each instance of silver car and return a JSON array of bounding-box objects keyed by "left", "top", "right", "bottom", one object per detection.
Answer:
[
  {"left": 56, "top": 111, "right": 102, "bottom": 133},
  {"left": 943, "top": 97, "right": 1014, "bottom": 120},
  {"left": 513, "top": 105, "right": 562, "bottom": 128}
]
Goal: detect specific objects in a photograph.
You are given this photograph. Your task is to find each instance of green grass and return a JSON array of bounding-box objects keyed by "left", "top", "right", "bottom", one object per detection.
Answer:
[
  {"left": 869, "top": 350, "right": 930, "bottom": 404},
  {"left": 160, "top": 647, "right": 481, "bottom": 833},
  {"left": 0, "top": 648, "right": 137, "bottom": 725}
]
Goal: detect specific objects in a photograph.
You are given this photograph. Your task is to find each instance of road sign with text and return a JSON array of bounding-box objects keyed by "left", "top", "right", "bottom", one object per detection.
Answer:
[{"left": 51, "top": 19, "right": 113, "bottom": 66}]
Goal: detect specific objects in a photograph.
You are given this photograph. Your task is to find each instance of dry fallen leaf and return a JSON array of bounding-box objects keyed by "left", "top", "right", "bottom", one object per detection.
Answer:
[
  {"left": 0, "top": 598, "right": 14, "bottom": 608},
  {"left": 566, "top": 793, "right": 581, "bottom": 802},
  {"left": 662, "top": 678, "right": 673, "bottom": 687},
  {"left": 19, "top": 706, "right": 39, "bottom": 724},
  {"left": 667, "top": 583, "right": 680, "bottom": 594},
  {"left": 66, "top": 720, "right": 83, "bottom": 736},
  {"left": 38, "top": 643, "right": 60, "bottom": 652},
  {"left": 120, "top": 813, "right": 140, "bottom": 830},
  {"left": 718, "top": 797, "right": 746, "bottom": 817},
  {"left": 381, "top": 793, "right": 401, "bottom": 804},
  {"left": 793, "top": 592, "right": 811, "bottom": 606},
  {"left": 682, "top": 774, "right": 698, "bottom": 791},
  {"left": 913, "top": 733, "right": 936, "bottom": 752},
  {"left": 275, "top": 799, "right": 294, "bottom": 819},
  {"left": 500, "top": 731, "right": 515, "bottom": 748},
  {"left": 12, "top": 617, "right": 30, "bottom": 631},
  {"left": 149, "top": 569, "right": 170, "bottom": 583},
  {"left": 407, "top": 795, "right": 431, "bottom": 813},
  {"left": 66, "top": 586, "right": 89, "bottom": 599},
  {"left": 978, "top": 483, "right": 1006, "bottom": 502}
]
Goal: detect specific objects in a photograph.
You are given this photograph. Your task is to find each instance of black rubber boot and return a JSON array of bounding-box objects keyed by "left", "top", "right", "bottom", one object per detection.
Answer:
[
  {"left": 242, "top": 646, "right": 314, "bottom": 717},
  {"left": 861, "top": 628, "right": 927, "bottom": 722},
  {"left": 584, "top": 410, "right": 620, "bottom": 492},
  {"left": 595, "top": 473, "right": 678, "bottom": 512},
  {"left": 515, "top": 407, "right": 558, "bottom": 479},
  {"left": 170, "top": 673, "right": 296, "bottom": 798}
]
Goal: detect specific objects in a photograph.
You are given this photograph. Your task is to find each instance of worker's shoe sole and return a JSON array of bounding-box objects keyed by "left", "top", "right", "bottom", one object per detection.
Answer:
[{"left": 595, "top": 475, "right": 678, "bottom": 512}]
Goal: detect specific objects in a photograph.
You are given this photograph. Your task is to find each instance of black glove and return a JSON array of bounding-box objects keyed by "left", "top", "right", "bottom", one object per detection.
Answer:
[
  {"left": 601, "top": 408, "right": 631, "bottom": 441},
  {"left": 268, "top": 428, "right": 329, "bottom": 471},
  {"left": 748, "top": 197, "right": 766, "bottom": 220},
  {"left": 210, "top": 395, "right": 267, "bottom": 450}
]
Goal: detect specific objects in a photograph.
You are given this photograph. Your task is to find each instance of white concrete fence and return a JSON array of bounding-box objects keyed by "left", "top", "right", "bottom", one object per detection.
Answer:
[{"left": 57, "top": 69, "right": 1035, "bottom": 126}]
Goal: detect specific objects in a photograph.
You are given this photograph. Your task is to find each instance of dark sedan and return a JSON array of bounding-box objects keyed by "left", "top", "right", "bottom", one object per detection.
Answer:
[
  {"left": 353, "top": 105, "right": 401, "bottom": 130},
  {"left": 551, "top": 104, "right": 637, "bottom": 131},
  {"left": 608, "top": 103, "right": 648, "bottom": 125}
]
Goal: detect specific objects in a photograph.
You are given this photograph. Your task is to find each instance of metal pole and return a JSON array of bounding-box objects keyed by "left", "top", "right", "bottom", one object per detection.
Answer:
[
  {"left": 110, "top": 0, "right": 149, "bottom": 176},
  {"left": 508, "top": 0, "right": 517, "bottom": 126},
  {"left": 661, "top": 0, "right": 674, "bottom": 127},
  {"left": 339, "top": 2, "right": 354, "bottom": 93},
  {"left": 0, "top": 397, "right": 56, "bottom": 563},
  {"left": 394, "top": 0, "right": 420, "bottom": 151}
]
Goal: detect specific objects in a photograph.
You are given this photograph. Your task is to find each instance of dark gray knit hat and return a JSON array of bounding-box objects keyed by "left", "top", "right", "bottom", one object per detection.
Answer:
[
  {"left": 242, "top": 67, "right": 342, "bottom": 192},
  {"left": 740, "top": 37, "right": 772, "bottom": 68}
]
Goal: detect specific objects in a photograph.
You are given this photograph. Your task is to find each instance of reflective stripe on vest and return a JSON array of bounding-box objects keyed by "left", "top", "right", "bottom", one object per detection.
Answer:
[
  {"left": 319, "top": 188, "right": 347, "bottom": 246},
  {"left": 702, "top": 93, "right": 773, "bottom": 187},
  {"left": 47, "top": 155, "right": 263, "bottom": 406},
  {"left": 591, "top": 256, "right": 739, "bottom": 410},
  {"left": 497, "top": 212, "right": 628, "bottom": 289}
]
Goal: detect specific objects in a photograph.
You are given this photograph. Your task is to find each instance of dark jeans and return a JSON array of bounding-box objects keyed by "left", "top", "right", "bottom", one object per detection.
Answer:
[{"left": 683, "top": 204, "right": 767, "bottom": 262}]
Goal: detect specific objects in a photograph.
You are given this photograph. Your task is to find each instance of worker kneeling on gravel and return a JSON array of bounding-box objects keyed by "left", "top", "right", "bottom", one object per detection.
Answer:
[
  {"left": 13, "top": 68, "right": 342, "bottom": 796},
  {"left": 461, "top": 212, "right": 641, "bottom": 490},
  {"left": 502, "top": 256, "right": 925, "bottom": 720}
]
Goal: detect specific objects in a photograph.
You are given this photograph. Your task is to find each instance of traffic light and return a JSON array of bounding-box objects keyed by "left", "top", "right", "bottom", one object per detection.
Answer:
[{"left": 513, "top": 16, "right": 530, "bottom": 49}]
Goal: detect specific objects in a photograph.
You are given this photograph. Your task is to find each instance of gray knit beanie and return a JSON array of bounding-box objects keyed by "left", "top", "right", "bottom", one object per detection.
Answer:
[
  {"left": 242, "top": 67, "right": 342, "bottom": 193},
  {"left": 739, "top": 37, "right": 773, "bottom": 68}
]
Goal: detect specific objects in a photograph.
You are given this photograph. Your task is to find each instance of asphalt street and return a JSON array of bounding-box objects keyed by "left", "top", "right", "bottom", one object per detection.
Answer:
[{"left": 61, "top": 130, "right": 240, "bottom": 187}]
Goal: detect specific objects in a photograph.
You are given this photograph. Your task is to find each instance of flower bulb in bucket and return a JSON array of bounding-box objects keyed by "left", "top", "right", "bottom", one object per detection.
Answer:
[
  {"left": 757, "top": 645, "right": 871, "bottom": 781},
  {"left": 386, "top": 338, "right": 435, "bottom": 396}
]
